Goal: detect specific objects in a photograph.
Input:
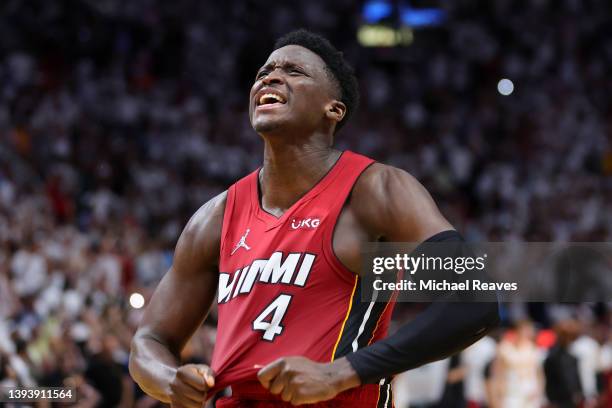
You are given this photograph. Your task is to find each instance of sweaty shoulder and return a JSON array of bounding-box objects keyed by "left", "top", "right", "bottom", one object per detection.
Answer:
[
  {"left": 349, "top": 163, "right": 453, "bottom": 242},
  {"left": 174, "top": 191, "right": 227, "bottom": 272}
]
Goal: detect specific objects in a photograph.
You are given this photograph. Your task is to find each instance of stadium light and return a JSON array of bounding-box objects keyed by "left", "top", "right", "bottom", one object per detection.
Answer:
[
  {"left": 130, "top": 292, "right": 146, "bottom": 309},
  {"left": 497, "top": 78, "right": 514, "bottom": 96},
  {"left": 363, "top": 0, "right": 393, "bottom": 24},
  {"left": 357, "top": 25, "right": 414, "bottom": 47},
  {"left": 399, "top": 3, "right": 447, "bottom": 27}
]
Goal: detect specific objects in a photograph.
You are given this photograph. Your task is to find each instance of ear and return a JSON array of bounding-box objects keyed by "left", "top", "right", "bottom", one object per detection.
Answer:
[{"left": 325, "top": 100, "right": 346, "bottom": 124}]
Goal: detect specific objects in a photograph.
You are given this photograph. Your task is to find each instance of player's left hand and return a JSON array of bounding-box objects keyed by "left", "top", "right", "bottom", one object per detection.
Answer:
[{"left": 256, "top": 356, "right": 361, "bottom": 405}]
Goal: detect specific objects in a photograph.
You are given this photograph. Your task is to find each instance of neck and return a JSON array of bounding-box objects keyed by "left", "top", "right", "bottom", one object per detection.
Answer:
[{"left": 259, "top": 135, "right": 340, "bottom": 216}]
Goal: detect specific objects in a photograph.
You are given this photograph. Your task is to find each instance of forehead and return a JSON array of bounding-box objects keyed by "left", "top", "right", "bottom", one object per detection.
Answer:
[{"left": 262, "top": 45, "right": 327, "bottom": 72}]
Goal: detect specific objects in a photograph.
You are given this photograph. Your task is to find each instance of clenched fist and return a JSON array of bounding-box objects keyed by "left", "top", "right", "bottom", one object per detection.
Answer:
[
  {"left": 169, "top": 364, "right": 215, "bottom": 408},
  {"left": 256, "top": 356, "right": 360, "bottom": 405}
]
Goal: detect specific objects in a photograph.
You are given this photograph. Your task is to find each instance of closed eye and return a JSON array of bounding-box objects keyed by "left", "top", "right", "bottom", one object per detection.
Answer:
[{"left": 255, "top": 64, "right": 307, "bottom": 80}]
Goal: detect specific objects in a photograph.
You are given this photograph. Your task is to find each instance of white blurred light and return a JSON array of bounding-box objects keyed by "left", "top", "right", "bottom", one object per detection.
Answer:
[
  {"left": 497, "top": 78, "right": 514, "bottom": 96},
  {"left": 129, "top": 293, "right": 145, "bottom": 309}
]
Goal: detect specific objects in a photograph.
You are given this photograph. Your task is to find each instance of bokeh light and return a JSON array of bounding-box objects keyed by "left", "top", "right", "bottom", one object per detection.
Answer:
[
  {"left": 497, "top": 78, "right": 514, "bottom": 96},
  {"left": 129, "top": 293, "right": 145, "bottom": 309}
]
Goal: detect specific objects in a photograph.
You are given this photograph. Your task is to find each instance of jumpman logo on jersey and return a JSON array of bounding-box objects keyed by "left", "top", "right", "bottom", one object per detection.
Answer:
[{"left": 231, "top": 228, "right": 251, "bottom": 255}]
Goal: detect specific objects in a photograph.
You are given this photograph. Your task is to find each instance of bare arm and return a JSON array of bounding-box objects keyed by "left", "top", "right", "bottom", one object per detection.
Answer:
[
  {"left": 331, "top": 163, "right": 453, "bottom": 273},
  {"left": 350, "top": 163, "right": 454, "bottom": 243},
  {"left": 129, "top": 192, "right": 226, "bottom": 405}
]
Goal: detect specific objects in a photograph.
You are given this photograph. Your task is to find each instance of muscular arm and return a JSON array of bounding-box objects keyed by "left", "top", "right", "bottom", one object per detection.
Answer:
[
  {"left": 342, "top": 164, "right": 499, "bottom": 383},
  {"left": 350, "top": 163, "right": 454, "bottom": 243},
  {"left": 129, "top": 192, "right": 226, "bottom": 403}
]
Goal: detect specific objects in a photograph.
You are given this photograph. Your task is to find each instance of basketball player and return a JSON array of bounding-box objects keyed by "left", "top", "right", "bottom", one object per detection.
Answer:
[{"left": 129, "top": 30, "right": 499, "bottom": 407}]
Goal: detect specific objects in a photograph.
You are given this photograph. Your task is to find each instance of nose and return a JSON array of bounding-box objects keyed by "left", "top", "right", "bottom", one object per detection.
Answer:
[{"left": 262, "top": 68, "right": 284, "bottom": 85}]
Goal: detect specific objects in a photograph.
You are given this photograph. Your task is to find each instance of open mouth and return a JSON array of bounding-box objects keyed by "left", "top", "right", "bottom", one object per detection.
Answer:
[{"left": 257, "top": 92, "right": 287, "bottom": 108}]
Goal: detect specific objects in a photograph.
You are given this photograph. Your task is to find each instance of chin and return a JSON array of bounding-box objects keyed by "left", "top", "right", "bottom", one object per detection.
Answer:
[{"left": 252, "top": 118, "right": 286, "bottom": 134}]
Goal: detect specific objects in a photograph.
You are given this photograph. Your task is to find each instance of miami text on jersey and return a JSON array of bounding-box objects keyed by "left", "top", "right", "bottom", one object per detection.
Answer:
[{"left": 218, "top": 251, "right": 316, "bottom": 303}]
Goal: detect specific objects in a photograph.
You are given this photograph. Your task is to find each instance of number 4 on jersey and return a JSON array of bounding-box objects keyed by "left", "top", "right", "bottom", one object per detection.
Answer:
[{"left": 252, "top": 294, "right": 292, "bottom": 341}]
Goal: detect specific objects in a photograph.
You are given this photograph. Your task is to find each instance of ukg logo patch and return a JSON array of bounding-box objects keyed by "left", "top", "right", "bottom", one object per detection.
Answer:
[{"left": 290, "top": 217, "right": 320, "bottom": 230}]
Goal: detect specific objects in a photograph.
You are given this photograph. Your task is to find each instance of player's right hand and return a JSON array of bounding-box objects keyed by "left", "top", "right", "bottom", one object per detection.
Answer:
[{"left": 169, "top": 364, "right": 215, "bottom": 408}]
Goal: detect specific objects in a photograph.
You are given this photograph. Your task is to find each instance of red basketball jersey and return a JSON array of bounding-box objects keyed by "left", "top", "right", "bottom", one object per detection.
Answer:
[{"left": 210, "top": 151, "right": 395, "bottom": 405}]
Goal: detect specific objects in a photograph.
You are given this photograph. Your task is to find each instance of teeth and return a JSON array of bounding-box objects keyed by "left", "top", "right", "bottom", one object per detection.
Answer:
[{"left": 259, "top": 93, "right": 285, "bottom": 105}]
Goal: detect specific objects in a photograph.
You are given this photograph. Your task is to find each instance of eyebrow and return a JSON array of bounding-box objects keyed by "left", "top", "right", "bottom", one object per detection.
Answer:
[{"left": 256, "top": 61, "right": 307, "bottom": 75}]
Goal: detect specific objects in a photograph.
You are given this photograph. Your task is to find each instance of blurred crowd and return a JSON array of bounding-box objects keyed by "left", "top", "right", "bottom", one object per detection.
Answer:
[
  {"left": 394, "top": 318, "right": 612, "bottom": 408},
  {"left": 0, "top": 0, "right": 610, "bottom": 407}
]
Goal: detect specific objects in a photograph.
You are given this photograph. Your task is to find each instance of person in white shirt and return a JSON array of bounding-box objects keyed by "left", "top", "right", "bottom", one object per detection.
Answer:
[
  {"left": 570, "top": 329, "right": 600, "bottom": 403},
  {"left": 490, "top": 320, "right": 544, "bottom": 408},
  {"left": 462, "top": 335, "right": 498, "bottom": 406},
  {"left": 393, "top": 359, "right": 450, "bottom": 408}
]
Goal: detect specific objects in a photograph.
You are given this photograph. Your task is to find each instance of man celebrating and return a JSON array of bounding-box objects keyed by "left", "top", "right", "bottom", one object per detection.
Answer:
[{"left": 129, "top": 30, "right": 499, "bottom": 407}]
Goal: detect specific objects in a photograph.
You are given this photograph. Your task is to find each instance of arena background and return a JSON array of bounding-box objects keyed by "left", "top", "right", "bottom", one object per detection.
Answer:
[{"left": 0, "top": 0, "right": 610, "bottom": 407}]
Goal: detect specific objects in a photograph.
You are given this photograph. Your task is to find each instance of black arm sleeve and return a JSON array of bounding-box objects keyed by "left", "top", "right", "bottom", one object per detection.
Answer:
[{"left": 345, "top": 230, "right": 500, "bottom": 384}]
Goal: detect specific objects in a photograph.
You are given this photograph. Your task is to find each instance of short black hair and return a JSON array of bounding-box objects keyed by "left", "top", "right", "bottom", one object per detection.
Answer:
[{"left": 274, "top": 29, "right": 359, "bottom": 133}]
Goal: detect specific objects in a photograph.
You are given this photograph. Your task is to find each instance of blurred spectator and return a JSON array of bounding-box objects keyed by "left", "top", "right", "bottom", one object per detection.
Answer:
[
  {"left": 490, "top": 320, "right": 544, "bottom": 408},
  {"left": 84, "top": 334, "right": 129, "bottom": 407},
  {"left": 393, "top": 359, "right": 449, "bottom": 408},
  {"left": 462, "top": 335, "right": 497, "bottom": 407},
  {"left": 437, "top": 354, "right": 466, "bottom": 408},
  {"left": 570, "top": 321, "right": 602, "bottom": 405},
  {"left": 544, "top": 319, "right": 583, "bottom": 408}
]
